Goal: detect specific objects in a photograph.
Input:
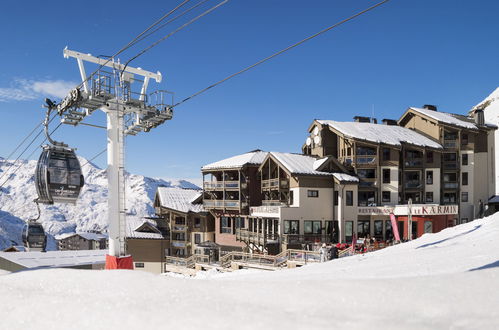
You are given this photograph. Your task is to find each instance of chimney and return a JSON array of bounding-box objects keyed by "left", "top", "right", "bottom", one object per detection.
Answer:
[
  {"left": 353, "top": 116, "right": 371, "bottom": 123},
  {"left": 423, "top": 104, "right": 437, "bottom": 111},
  {"left": 474, "top": 109, "right": 485, "bottom": 126},
  {"left": 382, "top": 119, "right": 398, "bottom": 126},
  {"left": 371, "top": 118, "right": 378, "bottom": 124}
]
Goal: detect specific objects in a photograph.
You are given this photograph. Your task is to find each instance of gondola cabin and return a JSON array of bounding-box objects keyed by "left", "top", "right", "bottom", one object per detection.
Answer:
[
  {"left": 22, "top": 222, "right": 47, "bottom": 252},
  {"left": 35, "top": 146, "right": 84, "bottom": 204}
]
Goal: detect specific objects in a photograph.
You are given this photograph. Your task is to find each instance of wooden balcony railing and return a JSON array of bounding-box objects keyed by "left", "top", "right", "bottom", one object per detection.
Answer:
[
  {"left": 203, "top": 200, "right": 240, "bottom": 209},
  {"left": 203, "top": 181, "right": 239, "bottom": 190}
]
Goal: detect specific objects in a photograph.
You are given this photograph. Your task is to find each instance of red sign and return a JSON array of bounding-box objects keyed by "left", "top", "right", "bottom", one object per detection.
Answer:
[{"left": 390, "top": 213, "right": 401, "bottom": 242}]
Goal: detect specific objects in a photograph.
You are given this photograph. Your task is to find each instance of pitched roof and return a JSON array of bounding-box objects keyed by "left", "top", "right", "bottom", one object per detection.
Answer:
[
  {"left": 156, "top": 187, "right": 205, "bottom": 214},
  {"left": 333, "top": 173, "right": 359, "bottom": 183},
  {"left": 126, "top": 218, "right": 164, "bottom": 240},
  {"left": 270, "top": 152, "right": 333, "bottom": 176},
  {"left": 317, "top": 120, "right": 442, "bottom": 149},
  {"left": 202, "top": 150, "right": 268, "bottom": 170},
  {"left": 408, "top": 107, "right": 479, "bottom": 130},
  {"left": 55, "top": 232, "right": 107, "bottom": 241}
]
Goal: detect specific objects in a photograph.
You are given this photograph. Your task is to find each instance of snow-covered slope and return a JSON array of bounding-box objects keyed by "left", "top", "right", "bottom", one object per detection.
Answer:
[
  {"left": 0, "top": 213, "right": 498, "bottom": 329},
  {"left": 0, "top": 157, "right": 199, "bottom": 250}
]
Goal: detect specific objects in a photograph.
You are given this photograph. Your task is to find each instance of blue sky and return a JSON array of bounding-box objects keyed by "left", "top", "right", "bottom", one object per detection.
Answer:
[{"left": 0, "top": 0, "right": 498, "bottom": 182}]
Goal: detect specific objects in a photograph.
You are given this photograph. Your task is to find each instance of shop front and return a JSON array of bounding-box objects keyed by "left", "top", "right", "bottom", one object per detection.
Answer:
[{"left": 357, "top": 204, "right": 459, "bottom": 240}]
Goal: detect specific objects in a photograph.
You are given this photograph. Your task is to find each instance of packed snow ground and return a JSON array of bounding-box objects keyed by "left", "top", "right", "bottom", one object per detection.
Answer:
[
  {"left": 1, "top": 214, "right": 498, "bottom": 329},
  {"left": 0, "top": 157, "right": 199, "bottom": 250}
]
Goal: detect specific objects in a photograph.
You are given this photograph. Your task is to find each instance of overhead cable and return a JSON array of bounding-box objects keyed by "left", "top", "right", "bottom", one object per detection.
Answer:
[{"left": 172, "top": 0, "right": 390, "bottom": 108}]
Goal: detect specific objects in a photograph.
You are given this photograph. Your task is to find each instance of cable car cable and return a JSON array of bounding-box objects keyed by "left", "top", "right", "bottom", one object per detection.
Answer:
[
  {"left": 125, "top": 0, "right": 211, "bottom": 50},
  {"left": 121, "top": 0, "right": 229, "bottom": 74},
  {"left": 171, "top": 0, "right": 390, "bottom": 108},
  {"left": 0, "top": 114, "right": 58, "bottom": 184}
]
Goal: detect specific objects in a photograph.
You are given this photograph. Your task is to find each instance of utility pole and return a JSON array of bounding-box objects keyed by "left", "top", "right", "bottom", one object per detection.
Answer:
[{"left": 57, "top": 48, "right": 173, "bottom": 268}]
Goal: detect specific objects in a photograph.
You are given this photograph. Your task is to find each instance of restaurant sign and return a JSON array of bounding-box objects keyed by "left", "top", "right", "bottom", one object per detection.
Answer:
[{"left": 358, "top": 204, "right": 458, "bottom": 216}]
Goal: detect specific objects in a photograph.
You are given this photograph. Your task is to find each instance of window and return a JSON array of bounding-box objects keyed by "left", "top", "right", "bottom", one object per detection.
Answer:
[
  {"left": 325, "top": 221, "right": 339, "bottom": 243},
  {"left": 357, "top": 220, "right": 370, "bottom": 238},
  {"left": 358, "top": 191, "right": 376, "bottom": 206},
  {"left": 462, "top": 172, "right": 468, "bottom": 186},
  {"left": 405, "top": 192, "right": 421, "bottom": 203},
  {"left": 374, "top": 220, "right": 383, "bottom": 240},
  {"left": 382, "top": 148, "right": 390, "bottom": 161},
  {"left": 289, "top": 190, "right": 294, "bottom": 205},
  {"left": 404, "top": 171, "right": 421, "bottom": 188},
  {"left": 134, "top": 262, "right": 144, "bottom": 268},
  {"left": 426, "top": 151, "right": 434, "bottom": 163},
  {"left": 194, "top": 218, "right": 201, "bottom": 228},
  {"left": 304, "top": 221, "right": 321, "bottom": 234},
  {"left": 194, "top": 233, "right": 201, "bottom": 244},
  {"left": 385, "top": 220, "right": 393, "bottom": 240},
  {"left": 426, "top": 192, "right": 433, "bottom": 203},
  {"left": 307, "top": 190, "right": 319, "bottom": 198},
  {"left": 221, "top": 217, "right": 231, "bottom": 234},
  {"left": 444, "top": 153, "right": 457, "bottom": 162},
  {"left": 382, "top": 169, "right": 390, "bottom": 184},
  {"left": 345, "top": 221, "right": 353, "bottom": 242},
  {"left": 462, "top": 154, "right": 468, "bottom": 166},
  {"left": 426, "top": 171, "right": 433, "bottom": 185},
  {"left": 461, "top": 134, "right": 468, "bottom": 145},
  {"left": 334, "top": 191, "right": 338, "bottom": 205},
  {"left": 173, "top": 233, "right": 186, "bottom": 241},
  {"left": 382, "top": 191, "right": 390, "bottom": 203},
  {"left": 346, "top": 191, "right": 353, "bottom": 206},
  {"left": 235, "top": 217, "right": 245, "bottom": 229},
  {"left": 357, "top": 168, "right": 376, "bottom": 179},
  {"left": 284, "top": 220, "right": 299, "bottom": 234},
  {"left": 461, "top": 191, "right": 469, "bottom": 203},
  {"left": 347, "top": 147, "right": 352, "bottom": 156},
  {"left": 356, "top": 146, "right": 376, "bottom": 155},
  {"left": 443, "top": 192, "right": 457, "bottom": 204},
  {"left": 175, "top": 217, "right": 185, "bottom": 225},
  {"left": 424, "top": 221, "right": 433, "bottom": 234}
]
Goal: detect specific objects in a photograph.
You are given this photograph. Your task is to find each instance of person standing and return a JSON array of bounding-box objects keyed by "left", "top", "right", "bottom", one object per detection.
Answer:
[{"left": 320, "top": 243, "right": 328, "bottom": 262}]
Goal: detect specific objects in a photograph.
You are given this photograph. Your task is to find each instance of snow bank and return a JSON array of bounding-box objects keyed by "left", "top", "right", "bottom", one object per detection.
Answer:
[{"left": 1, "top": 214, "right": 498, "bottom": 329}]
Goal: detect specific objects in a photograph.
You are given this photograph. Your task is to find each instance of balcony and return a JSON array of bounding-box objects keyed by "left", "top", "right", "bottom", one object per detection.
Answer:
[
  {"left": 262, "top": 179, "right": 289, "bottom": 189},
  {"left": 236, "top": 229, "right": 279, "bottom": 246},
  {"left": 359, "top": 180, "right": 376, "bottom": 188},
  {"left": 203, "top": 181, "right": 239, "bottom": 190},
  {"left": 405, "top": 180, "right": 422, "bottom": 189},
  {"left": 203, "top": 200, "right": 240, "bottom": 209},
  {"left": 171, "top": 240, "right": 187, "bottom": 248},
  {"left": 356, "top": 155, "right": 376, "bottom": 165},
  {"left": 443, "top": 162, "right": 458, "bottom": 170},
  {"left": 404, "top": 159, "right": 423, "bottom": 167},
  {"left": 282, "top": 234, "right": 332, "bottom": 245},
  {"left": 443, "top": 182, "right": 459, "bottom": 189},
  {"left": 172, "top": 225, "right": 187, "bottom": 232},
  {"left": 444, "top": 140, "right": 458, "bottom": 149},
  {"left": 262, "top": 200, "right": 287, "bottom": 207}
]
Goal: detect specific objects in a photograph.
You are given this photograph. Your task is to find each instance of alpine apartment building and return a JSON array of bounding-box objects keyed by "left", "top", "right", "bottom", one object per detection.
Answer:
[{"left": 201, "top": 105, "right": 496, "bottom": 254}]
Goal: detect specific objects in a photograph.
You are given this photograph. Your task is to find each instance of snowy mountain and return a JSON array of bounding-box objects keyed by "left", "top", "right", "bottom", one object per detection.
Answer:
[{"left": 0, "top": 157, "right": 200, "bottom": 250}]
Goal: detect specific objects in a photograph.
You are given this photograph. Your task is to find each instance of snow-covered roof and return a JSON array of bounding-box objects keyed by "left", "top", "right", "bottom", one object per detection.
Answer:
[
  {"left": 0, "top": 250, "right": 106, "bottom": 269},
  {"left": 318, "top": 120, "right": 442, "bottom": 149},
  {"left": 333, "top": 173, "right": 359, "bottom": 183},
  {"left": 55, "top": 232, "right": 107, "bottom": 241},
  {"left": 271, "top": 152, "right": 333, "bottom": 176},
  {"left": 202, "top": 150, "right": 268, "bottom": 170},
  {"left": 156, "top": 187, "right": 205, "bottom": 214},
  {"left": 408, "top": 107, "right": 479, "bottom": 130},
  {"left": 126, "top": 218, "right": 164, "bottom": 240},
  {"left": 313, "top": 157, "right": 329, "bottom": 171}
]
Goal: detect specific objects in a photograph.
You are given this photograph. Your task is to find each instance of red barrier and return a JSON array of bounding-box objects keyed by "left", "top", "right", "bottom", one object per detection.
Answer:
[{"left": 105, "top": 255, "right": 134, "bottom": 270}]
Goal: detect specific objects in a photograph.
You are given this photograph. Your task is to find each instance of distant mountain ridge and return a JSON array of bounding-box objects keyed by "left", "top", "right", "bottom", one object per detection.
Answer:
[{"left": 0, "top": 157, "right": 199, "bottom": 250}]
